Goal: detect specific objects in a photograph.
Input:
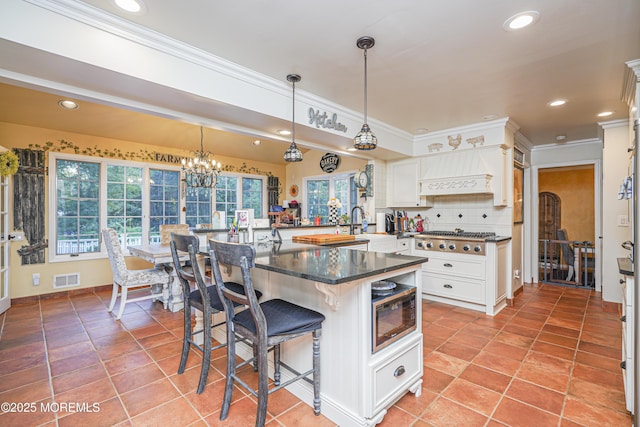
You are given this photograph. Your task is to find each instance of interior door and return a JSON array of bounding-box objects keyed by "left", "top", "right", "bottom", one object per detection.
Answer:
[{"left": 0, "top": 174, "right": 10, "bottom": 314}]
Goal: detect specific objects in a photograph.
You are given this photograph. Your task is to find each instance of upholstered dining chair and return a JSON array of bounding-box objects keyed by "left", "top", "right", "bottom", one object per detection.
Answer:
[
  {"left": 102, "top": 228, "right": 170, "bottom": 320},
  {"left": 209, "top": 239, "right": 325, "bottom": 427},
  {"left": 159, "top": 223, "right": 190, "bottom": 245},
  {"left": 170, "top": 233, "right": 262, "bottom": 394}
]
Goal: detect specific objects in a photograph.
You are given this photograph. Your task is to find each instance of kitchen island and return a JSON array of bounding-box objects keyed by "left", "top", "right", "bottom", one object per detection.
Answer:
[{"left": 212, "top": 241, "right": 427, "bottom": 427}]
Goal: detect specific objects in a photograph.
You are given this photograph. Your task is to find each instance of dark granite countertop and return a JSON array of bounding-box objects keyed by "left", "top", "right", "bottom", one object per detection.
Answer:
[
  {"left": 253, "top": 241, "right": 427, "bottom": 285},
  {"left": 618, "top": 257, "right": 633, "bottom": 276},
  {"left": 486, "top": 236, "right": 512, "bottom": 242}
]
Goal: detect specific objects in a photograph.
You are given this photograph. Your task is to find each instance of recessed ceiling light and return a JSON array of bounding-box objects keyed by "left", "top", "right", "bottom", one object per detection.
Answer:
[
  {"left": 482, "top": 114, "right": 499, "bottom": 121},
  {"left": 58, "top": 100, "right": 79, "bottom": 110},
  {"left": 503, "top": 11, "right": 540, "bottom": 31},
  {"left": 556, "top": 134, "right": 567, "bottom": 141},
  {"left": 597, "top": 111, "right": 614, "bottom": 117},
  {"left": 548, "top": 99, "right": 566, "bottom": 107},
  {"left": 252, "top": 140, "right": 261, "bottom": 146},
  {"left": 414, "top": 128, "right": 429, "bottom": 135},
  {"left": 114, "top": 0, "right": 146, "bottom": 14},
  {"left": 277, "top": 129, "right": 291, "bottom": 136},
  {"left": 345, "top": 147, "right": 357, "bottom": 152}
]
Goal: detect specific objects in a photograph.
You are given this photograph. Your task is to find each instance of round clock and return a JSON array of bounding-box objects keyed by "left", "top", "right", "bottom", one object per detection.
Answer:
[{"left": 355, "top": 170, "right": 369, "bottom": 189}]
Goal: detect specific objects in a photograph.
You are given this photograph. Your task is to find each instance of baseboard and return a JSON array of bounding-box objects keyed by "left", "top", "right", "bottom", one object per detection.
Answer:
[{"left": 11, "top": 284, "right": 113, "bottom": 306}]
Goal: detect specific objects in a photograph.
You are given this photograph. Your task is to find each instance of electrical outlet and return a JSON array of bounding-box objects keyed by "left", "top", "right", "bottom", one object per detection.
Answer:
[{"left": 32, "top": 273, "right": 40, "bottom": 286}]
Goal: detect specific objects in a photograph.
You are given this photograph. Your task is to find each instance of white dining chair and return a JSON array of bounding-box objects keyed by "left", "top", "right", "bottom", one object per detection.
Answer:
[{"left": 102, "top": 228, "right": 171, "bottom": 319}]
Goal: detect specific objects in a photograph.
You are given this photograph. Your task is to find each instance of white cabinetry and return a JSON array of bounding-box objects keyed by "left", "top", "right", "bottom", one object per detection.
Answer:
[
  {"left": 622, "top": 274, "right": 634, "bottom": 413},
  {"left": 387, "top": 159, "right": 431, "bottom": 207},
  {"left": 421, "top": 240, "right": 508, "bottom": 315},
  {"left": 396, "top": 238, "right": 411, "bottom": 254}
]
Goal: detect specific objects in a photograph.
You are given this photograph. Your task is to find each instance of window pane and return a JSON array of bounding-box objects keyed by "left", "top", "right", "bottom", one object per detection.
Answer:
[
  {"left": 107, "top": 165, "right": 143, "bottom": 244},
  {"left": 186, "top": 186, "right": 212, "bottom": 227},
  {"left": 242, "top": 177, "right": 263, "bottom": 218},
  {"left": 215, "top": 176, "right": 238, "bottom": 228},
  {"left": 56, "top": 159, "right": 100, "bottom": 255},
  {"left": 149, "top": 169, "right": 181, "bottom": 241},
  {"left": 307, "top": 180, "right": 329, "bottom": 221}
]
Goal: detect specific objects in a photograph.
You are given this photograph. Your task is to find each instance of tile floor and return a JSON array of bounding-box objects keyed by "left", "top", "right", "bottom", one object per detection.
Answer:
[{"left": 0, "top": 283, "right": 632, "bottom": 427}]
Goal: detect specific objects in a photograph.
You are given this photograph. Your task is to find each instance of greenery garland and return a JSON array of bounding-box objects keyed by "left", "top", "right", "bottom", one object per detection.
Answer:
[{"left": 0, "top": 151, "right": 19, "bottom": 177}]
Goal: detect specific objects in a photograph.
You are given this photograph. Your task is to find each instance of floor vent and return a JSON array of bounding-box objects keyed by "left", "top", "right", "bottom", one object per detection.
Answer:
[{"left": 53, "top": 273, "right": 80, "bottom": 289}]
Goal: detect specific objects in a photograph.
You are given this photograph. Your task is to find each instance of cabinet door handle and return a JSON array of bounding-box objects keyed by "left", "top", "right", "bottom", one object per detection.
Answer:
[
  {"left": 620, "top": 279, "right": 625, "bottom": 284},
  {"left": 621, "top": 315, "right": 627, "bottom": 322},
  {"left": 394, "top": 365, "right": 406, "bottom": 377},
  {"left": 443, "top": 284, "right": 453, "bottom": 289},
  {"left": 443, "top": 263, "right": 453, "bottom": 267},
  {"left": 621, "top": 361, "right": 627, "bottom": 370}
]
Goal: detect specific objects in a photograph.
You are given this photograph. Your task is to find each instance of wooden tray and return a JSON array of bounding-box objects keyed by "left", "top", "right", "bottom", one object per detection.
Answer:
[{"left": 292, "top": 234, "right": 356, "bottom": 244}]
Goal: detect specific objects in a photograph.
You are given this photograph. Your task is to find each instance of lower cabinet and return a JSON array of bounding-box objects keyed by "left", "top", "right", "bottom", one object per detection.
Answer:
[{"left": 622, "top": 275, "right": 634, "bottom": 413}]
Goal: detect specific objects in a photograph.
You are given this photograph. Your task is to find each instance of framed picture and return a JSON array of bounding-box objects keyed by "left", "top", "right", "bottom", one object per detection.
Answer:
[{"left": 513, "top": 165, "right": 524, "bottom": 224}]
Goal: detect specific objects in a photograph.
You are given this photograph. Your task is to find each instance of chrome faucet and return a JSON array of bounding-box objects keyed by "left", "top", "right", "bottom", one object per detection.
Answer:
[
  {"left": 350, "top": 206, "right": 365, "bottom": 235},
  {"left": 271, "top": 225, "right": 283, "bottom": 243}
]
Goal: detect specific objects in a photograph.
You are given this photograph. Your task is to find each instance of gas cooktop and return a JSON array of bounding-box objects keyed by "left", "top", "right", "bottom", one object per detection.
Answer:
[{"left": 419, "top": 230, "right": 496, "bottom": 239}]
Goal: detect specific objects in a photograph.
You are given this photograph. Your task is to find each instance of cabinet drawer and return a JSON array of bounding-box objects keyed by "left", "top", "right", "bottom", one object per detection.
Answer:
[
  {"left": 374, "top": 342, "right": 421, "bottom": 409},
  {"left": 397, "top": 239, "right": 410, "bottom": 252},
  {"left": 422, "top": 256, "right": 484, "bottom": 279},
  {"left": 423, "top": 273, "right": 484, "bottom": 304}
]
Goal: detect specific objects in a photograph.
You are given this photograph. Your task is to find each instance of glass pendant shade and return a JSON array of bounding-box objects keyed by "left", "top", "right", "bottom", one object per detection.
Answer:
[
  {"left": 284, "top": 74, "right": 303, "bottom": 162},
  {"left": 354, "top": 36, "right": 377, "bottom": 150}
]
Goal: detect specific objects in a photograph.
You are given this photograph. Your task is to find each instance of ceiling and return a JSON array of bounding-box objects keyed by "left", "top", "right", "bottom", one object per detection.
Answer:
[{"left": 1, "top": 0, "right": 639, "bottom": 164}]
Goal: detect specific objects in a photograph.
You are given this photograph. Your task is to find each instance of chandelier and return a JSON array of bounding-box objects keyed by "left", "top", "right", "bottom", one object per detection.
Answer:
[
  {"left": 284, "top": 73, "right": 303, "bottom": 162},
  {"left": 181, "top": 126, "right": 222, "bottom": 188},
  {"left": 354, "top": 36, "right": 377, "bottom": 150}
]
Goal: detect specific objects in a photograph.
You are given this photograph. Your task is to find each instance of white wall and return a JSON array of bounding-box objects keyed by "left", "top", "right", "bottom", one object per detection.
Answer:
[{"left": 602, "top": 120, "right": 634, "bottom": 303}]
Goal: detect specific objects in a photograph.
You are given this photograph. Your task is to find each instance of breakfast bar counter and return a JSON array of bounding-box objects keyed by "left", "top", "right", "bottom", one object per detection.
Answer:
[{"left": 213, "top": 242, "right": 428, "bottom": 427}]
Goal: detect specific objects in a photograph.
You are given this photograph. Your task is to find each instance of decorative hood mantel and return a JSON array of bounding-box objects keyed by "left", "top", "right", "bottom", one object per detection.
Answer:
[{"left": 419, "top": 145, "right": 508, "bottom": 206}]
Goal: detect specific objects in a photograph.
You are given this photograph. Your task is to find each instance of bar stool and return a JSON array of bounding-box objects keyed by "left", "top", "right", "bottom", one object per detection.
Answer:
[
  {"left": 209, "top": 239, "right": 325, "bottom": 427},
  {"left": 169, "top": 233, "right": 262, "bottom": 394}
]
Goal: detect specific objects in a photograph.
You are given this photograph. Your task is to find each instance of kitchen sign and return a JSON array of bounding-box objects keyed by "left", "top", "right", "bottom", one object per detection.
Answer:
[
  {"left": 155, "top": 152, "right": 187, "bottom": 164},
  {"left": 320, "top": 153, "right": 341, "bottom": 173},
  {"left": 308, "top": 108, "right": 348, "bottom": 133}
]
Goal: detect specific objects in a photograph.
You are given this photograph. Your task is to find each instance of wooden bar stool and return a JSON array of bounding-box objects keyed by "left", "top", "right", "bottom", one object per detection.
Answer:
[
  {"left": 209, "top": 239, "right": 325, "bottom": 427},
  {"left": 169, "top": 233, "right": 261, "bottom": 394}
]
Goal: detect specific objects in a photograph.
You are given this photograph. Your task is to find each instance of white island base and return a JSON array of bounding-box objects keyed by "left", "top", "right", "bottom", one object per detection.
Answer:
[{"left": 212, "top": 263, "right": 424, "bottom": 427}]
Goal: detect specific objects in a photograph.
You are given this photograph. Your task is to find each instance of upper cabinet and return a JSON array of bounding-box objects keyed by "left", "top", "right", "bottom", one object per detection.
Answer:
[{"left": 387, "top": 158, "right": 432, "bottom": 207}]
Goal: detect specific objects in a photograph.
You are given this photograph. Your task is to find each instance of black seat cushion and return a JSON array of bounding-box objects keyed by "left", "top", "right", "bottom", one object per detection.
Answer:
[
  {"left": 234, "top": 299, "right": 325, "bottom": 336},
  {"left": 189, "top": 282, "right": 262, "bottom": 311}
]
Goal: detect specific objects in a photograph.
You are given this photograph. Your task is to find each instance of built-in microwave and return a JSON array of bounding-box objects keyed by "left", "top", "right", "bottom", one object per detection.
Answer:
[{"left": 371, "top": 283, "right": 416, "bottom": 353}]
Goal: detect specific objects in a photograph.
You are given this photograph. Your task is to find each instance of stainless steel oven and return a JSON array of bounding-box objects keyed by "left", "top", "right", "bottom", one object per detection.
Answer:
[{"left": 371, "top": 283, "right": 416, "bottom": 353}]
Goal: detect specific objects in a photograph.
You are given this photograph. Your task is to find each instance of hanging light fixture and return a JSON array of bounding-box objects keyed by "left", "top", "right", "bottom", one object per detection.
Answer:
[
  {"left": 181, "top": 126, "right": 222, "bottom": 188},
  {"left": 284, "top": 74, "right": 303, "bottom": 162},
  {"left": 354, "top": 36, "right": 377, "bottom": 150}
]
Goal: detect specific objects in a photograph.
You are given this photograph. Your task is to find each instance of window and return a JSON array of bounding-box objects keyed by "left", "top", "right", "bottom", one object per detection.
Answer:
[
  {"left": 55, "top": 159, "right": 100, "bottom": 255},
  {"left": 305, "top": 172, "right": 357, "bottom": 221},
  {"left": 50, "top": 152, "right": 268, "bottom": 261},
  {"left": 106, "top": 165, "right": 143, "bottom": 246}
]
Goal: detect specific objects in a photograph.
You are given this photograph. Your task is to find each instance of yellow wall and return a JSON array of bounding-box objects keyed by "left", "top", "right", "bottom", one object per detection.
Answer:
[
  {"left": 538, "top": 165, "right": 595, "bottom": 243},
  {"left": 0, "top": 121, "right": 286, "bottom": 298}
]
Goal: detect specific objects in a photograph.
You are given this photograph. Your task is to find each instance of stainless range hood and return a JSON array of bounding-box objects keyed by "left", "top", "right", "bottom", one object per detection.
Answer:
[{"left": 419, "top": 149, "right": 494, "bottom": 196}]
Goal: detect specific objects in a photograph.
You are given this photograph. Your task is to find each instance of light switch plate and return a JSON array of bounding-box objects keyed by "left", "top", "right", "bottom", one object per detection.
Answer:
[{"left": 618, "top": 215, "right": 629, "bottom": 227}]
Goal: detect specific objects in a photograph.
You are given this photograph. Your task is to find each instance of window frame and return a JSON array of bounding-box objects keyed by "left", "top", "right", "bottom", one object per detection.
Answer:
[
  {"left": 302, "top": 170, "right": 358, "bottom": 220},
  {"left": 48, "top": 152, "right": 269, "bottom": 262}
]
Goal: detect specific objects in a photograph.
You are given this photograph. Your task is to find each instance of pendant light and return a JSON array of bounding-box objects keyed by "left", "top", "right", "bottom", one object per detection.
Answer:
[
  {"left": 181, "top": 126, "right": 222, "bottom": 188},
  {"left": 354, "top": 36, "right": 377, "bottom": 150},
  {"left": 284, "top": 74, "right": 303, "bottom": 162}
]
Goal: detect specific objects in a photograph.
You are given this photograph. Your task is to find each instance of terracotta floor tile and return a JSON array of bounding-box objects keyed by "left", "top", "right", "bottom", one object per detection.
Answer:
[
  {"left": 577, "top": 340, "right": 619, "bottom": 359},
  {"left": 0, "top": 379, "right": 52, "bottom": 403},
  {"left": 50, "top": 350, "right": 101, "bottom": 377},
  {"left": 580, "top": 330, "right": 621, "bottom": 348},
  {"left": 395, "top": 386, "right": 438, "bottom": 416},
  {"left": 58, "top": 396, "right": 128, "bottom": 427},
  {"left": 0, "top": 364, "right": 50, "bottom": 393},
  {"left": 0, "top": 341, "right": 45, "bottom": 363},
  {"left": 136, "top": 331, "right": 179, "bottom": 349},
  {"left": 516, "top": 362, "right": 570, "bottom": 393},
  {"left": 423, "top": 351, "right": 469, "bottom": 376},
  {"left": 563, "top": 396, "right": 632, "bottom": 427},
  {"left": 376, "top": 404, "right": 418, "bottom": 426},
  {"left": 546, "top": 316, "right": 583, "bottom": 330},
  {"left": 131, "top": 397, "right": 201, "bottom": 427},
  {"left": 52, "top": 363, "right": 108, "bottom": 394},
  {"left": 420, "top": 397, "right": 488, "bottom": 427},
  {"left": 0, "top": 350, "right": 47, "bottom": 376},
  {"left": 111, "top": 363, "right": 166, "bottom": 394},
  {"left": 483, "top": 340, "right": 528, "bottom": 361},
  {"left": 493, "top": 397, "right": 560, "bottom": 427},
  {"left": 568, "top": 377, "right": 627, "bottom": 413},
  {"left": 0, "top": 397, "right": 56, "bottom": 427},
  {"left": 459, "top": 364, "right": 511, "bottom": 394},
  {"left": 120, "top": 378, "right": 180, "bottom": 417},
  {"left": 571, "top": 363, "right": 624, "bottom": 389},
  {"left": 472, "top": 350, "right": 522, "bottom": 376},
  {"left": 129, "top": 324, "right": 168, "bottom": 339},
  {"left": 446, "top": 331, "right": 492, "bottom": 349},
  {"left": 436, "top": 341, "right": 481, "bottom": 362},
  {"left": 422, "top": 366, "right": 455, "bottom": 394},
  {"left": 574, "top": 350, "right": 620, "bottom": 373},
  {"left": 203, "top": 396, "right": 267, "bottom": 426},
  {"left": 97, "top": 340, "right": 143, "bottom": 361},
  {"left": 501, "top": 322, "right": 540, "bottom": 338},
  {"left": 494, "top": 331, "right": 534, "bottom": 350},
  {"left": 54, "top": 378, "right": 117, "bottom": 411},
  {"left": 442, "top": 378, "right": 501, "bottom": 415},
  {"left": 537, "top": 331, "right": 578, "bottom": 348},
  {"left": 169, "top": 365, "right": 222, "bottom": 395},
  {"left": 530, "top": 341, "right": 576, "bottom": 361},
  {"left": 145, "top": 340, "right": 183, "bottom": 361},
  {"left": 506, "top": 378, "right": 564, "bottom": 414},
  {"left": 104, "top": 350, "right": 153, "bottom": 376},
  {"left": 541, "top": 324, "right": 581, "bottom": 339}
]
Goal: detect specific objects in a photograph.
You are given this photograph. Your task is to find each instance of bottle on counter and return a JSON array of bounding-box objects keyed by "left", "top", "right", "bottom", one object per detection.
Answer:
[{"left": 362, "top": 218, "right": 368, "bottom": 233}]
